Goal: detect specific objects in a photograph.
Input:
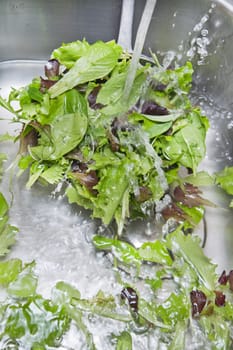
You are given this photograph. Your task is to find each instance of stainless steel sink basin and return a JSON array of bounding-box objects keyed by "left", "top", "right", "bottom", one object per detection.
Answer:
[{"left": 0, "top": 1, "right": 233, "bottom": 349}]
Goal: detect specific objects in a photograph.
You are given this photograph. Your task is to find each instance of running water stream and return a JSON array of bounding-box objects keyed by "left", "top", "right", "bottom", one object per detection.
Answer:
[{"left": 123, "top": 0, "right": 157, "bottom": 99}]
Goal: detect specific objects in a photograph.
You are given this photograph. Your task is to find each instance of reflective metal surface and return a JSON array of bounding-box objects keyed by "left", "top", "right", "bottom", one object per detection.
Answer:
[{"left": 0, "top": 0, "right": 233, "bottom": 347}]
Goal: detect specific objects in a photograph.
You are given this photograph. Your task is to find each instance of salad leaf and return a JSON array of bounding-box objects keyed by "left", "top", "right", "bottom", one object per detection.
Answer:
[
  {"left": 0, "top": 259, "right": 22, "bottom": 285},
  {"left": 92, "top": 159, "right": 130, "bottom": 225},
  {"left": 51, "top": 38, "right": 90, "bottom": 68},
  {"left": 93, "top": 236, "right": 141, "bottom": 267},
  {"left": 0, "top": 133, "right": 15, "bottom": 142},
  {"left": 96, "top": 67, "right": 147, "bottom": 115},
  {"left": 161, "top": 109, "right": 208, "bottom": 173},
  {"left": 0, "top": 296, "right": 70, "bottom": 349},
  {"left": 0, "top": 153, "right": 6, "bottom": 181},
  {"left": 0, "top": 39, "right": 212, "bottom": 232},
  {"left": 1, "top": 37, "right": 233, "bottom": 350},
  {"left": 166, "top": 228, "right": 217, "bottom": 290},
  {"left": 155, "top": 292, "right": 190, "bottom": 327},
  {"left": 0, "top": 193, "right": 18, "bottom": 256},
  {"left": 215, "top": 166, "right": 233, "bottom": 195},
  {"left": 49, "top": 40, "right": 122, "bottom": 98},
  {"left": 72, "top": 290, "right": 131, "bottom": 322},
  {"left": 115, "top": 331, "right": 132, "bottom": 350},
  {"left": 138, "top": 240, "right": 173, "bottom": 265},
  {"left": 7, "top": 261, "right": 38, "bottom": 298},
  {"left": 30, "top": 111, "right": 88, "bottom": 161},
  {"left": 200, "top": 315, "right": 231, "bottom": 350}
]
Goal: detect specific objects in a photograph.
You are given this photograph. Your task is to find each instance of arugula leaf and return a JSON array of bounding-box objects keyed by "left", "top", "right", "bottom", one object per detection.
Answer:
[{"left": 49, "top": 41, "right": 122, "bottom": 98}]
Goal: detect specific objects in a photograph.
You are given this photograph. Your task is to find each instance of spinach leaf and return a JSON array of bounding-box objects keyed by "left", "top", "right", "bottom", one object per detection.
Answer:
[
  {"left": 49, "top": 41, "right": 122, "bottom": 98},
  {"left": 96, "top": 67, "right": 147, "bottom": 115},
  {"left": 161, "top": 109, "right": 208, "bottom": 172},
  {"left": 31, "top": 89, "right": 88, "bottom": 160}
]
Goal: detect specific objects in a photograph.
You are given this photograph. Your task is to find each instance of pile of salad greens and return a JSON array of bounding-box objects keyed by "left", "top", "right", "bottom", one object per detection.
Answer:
[{"left": 0, "top": 39, "right": 233, "bottom": 349}]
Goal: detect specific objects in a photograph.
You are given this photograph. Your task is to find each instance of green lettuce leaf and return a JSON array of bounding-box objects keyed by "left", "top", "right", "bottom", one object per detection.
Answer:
[
  {"left": 0, "top": 193, "right": 18, "bottom": 256},
  {"left": 115, "top": 331, "right": 132, "bottom": 350},
  {"left": 215, "top": 166, "right": 233, "bottom": 195},
  {"left": 51, "top": 39, "right": 90, "bottom": 68},
  {"left": 92, "top": 160, "right": 130, "bottom": 225},
  {"left": 0, "top": 259, "right": 22, "bottom": 285},
  {"left": 7, "top": 261, "right": 37, "bottom": 298},
  {"left": 138, "top": 240, "right": 173, "bottom": 265},
  {"left": 93, "top": 236, "right": 141, "bottom": 267}
]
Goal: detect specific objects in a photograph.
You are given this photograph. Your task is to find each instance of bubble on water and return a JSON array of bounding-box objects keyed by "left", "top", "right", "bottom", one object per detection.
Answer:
[
  {"left": 201, "top": 28, "right": 208, "bottom": 36},
  {"left": 227, "top": 120, "right": 233, "bottom": 130}
]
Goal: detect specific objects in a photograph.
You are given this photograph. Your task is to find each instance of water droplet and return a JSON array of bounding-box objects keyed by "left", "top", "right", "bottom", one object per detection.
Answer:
[
  {"left": 227, "top": 121, "right": 233, "bottom": 130},
  {"left": 201, "top": 29, "right": 208, "bottom": 36}
]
